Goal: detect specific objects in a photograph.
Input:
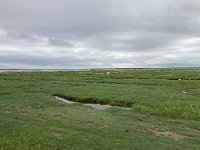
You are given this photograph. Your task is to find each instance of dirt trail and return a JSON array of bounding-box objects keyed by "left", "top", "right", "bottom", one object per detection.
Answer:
[{"left": 151, "top": 128, "right": 187, "bottom": 140}]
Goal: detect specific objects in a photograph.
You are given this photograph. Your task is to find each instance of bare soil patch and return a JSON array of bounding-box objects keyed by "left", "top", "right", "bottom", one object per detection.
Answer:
[
  {"left": 51, "top": 130, "right": 63, "bottom": 137},
  {"left": 151, "top": 128, "right": 186, "bottom": 140}
]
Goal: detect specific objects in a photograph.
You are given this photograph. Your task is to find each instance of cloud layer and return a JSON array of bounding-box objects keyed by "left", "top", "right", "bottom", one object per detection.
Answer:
[{"left": 0, "top": 0, "right": 200, "bottom": 68}]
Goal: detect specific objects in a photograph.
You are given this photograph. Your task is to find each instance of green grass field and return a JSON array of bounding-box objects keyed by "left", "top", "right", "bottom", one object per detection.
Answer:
[{"left": 0, "top": 69, "right": 200, "bottom": 149}]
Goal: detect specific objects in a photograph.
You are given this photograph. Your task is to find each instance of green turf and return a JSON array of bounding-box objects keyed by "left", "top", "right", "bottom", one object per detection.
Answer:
[{"left": 0, "top": 69, "right": 200, "bottom": 149}]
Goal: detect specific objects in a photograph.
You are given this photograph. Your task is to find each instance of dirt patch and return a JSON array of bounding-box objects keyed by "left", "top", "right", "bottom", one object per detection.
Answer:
[
  {"left": 82, "top": 120, "right": 95, "bottom": 126},
  {"left": 151, "top": 128, "right": 186, "bottom": 140},
  {"left": 20, "top": 111, "right": 28, "bottom": 115},
  {"left": 137, "top": 117, "right": 150, "bottom": 122},
  {"left": 51, "top": 114, "right": 65, "bottom": 120},
  {"left": 39, "top": 118, "right": 48, "bottom": 122},
  {"left": 136, "top": 128, "right": 146, "bottom": 132},
  {"left": 100, "top": 122, "right": 110, "bottom": 129},
  {"left": 34, "top": 103, "right": 45, "bottom": 109},
  {"left": 5, "top": 111, "right": 12, "bottom": 114},
  {"left": 51, "top": 130, "right": 63, "bottom": 137},
  {"left": 19, "top": 110, "right": 30, "bottom": 115},
  {"left": 5, "top": 106, "right": 18, "bottom": 113}
]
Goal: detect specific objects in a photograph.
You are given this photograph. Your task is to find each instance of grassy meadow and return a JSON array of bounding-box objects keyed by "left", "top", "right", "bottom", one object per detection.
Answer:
[{"left": 0, "top": 68, "right": 200, "bottom": 149}]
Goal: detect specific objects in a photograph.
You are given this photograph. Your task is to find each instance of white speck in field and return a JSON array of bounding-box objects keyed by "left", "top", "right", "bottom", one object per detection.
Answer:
[{"left": 182, "top": 91, "right": 186, "bottom": 94}]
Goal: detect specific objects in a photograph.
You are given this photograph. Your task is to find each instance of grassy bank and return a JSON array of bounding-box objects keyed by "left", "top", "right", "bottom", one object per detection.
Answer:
[{"left": 0, "top": 68, "right": 200, "bottom": 149}]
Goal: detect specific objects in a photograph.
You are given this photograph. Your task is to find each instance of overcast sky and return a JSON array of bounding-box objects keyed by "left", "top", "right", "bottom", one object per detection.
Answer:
[{"left": 0, "top": 0, "right": 200, "bottom": 69}]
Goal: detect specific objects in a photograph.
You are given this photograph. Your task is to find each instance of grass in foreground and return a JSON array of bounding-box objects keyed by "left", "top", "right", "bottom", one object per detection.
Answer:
[{"left": 0, "top": 68, "right": 200, "bottom": 149}]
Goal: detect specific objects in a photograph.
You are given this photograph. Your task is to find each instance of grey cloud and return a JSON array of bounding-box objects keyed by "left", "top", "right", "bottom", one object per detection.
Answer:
[
  {"left": 48, "top": 38, "right": 73, "bottom": 47},
  {"left": 6, "top": 32, "right": 42, "bottom": 43},
  {"left": 0, "top": 0, "right": 200, "bottom": 68}
]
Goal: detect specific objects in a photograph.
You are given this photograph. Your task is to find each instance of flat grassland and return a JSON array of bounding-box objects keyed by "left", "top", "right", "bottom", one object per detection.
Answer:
[{"left": 0, "top": 69, "right": 200, "bottom": 149}]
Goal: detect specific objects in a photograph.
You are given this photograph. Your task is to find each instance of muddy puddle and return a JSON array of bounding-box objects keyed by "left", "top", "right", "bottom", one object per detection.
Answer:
[
  {"left": 55, "top": 96, "right": 131, "bottom": 110},
  {"left": 55, "top": 96, "right": 77, "bottom": 104}
]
